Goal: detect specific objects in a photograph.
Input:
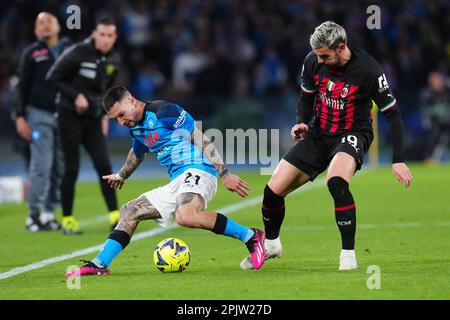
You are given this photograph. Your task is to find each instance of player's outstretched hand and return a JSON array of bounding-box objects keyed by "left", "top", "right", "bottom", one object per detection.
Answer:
[
  {"left": 392, "top": 163, "right": 412, "bottom": 188},
  {"left": 102, "top": 174, "right": 125, "bottom": 190},
  {"left": 291, "top": 123, "right": 309, "bottom": 141},
  {"left": 221, "top": 173, "right": 250, "bottom": 198}
]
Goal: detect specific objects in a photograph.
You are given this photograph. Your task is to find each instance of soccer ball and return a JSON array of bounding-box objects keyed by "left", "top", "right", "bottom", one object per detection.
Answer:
[{"left": 153, "top": 238, "right": 190, "bottom": 273}]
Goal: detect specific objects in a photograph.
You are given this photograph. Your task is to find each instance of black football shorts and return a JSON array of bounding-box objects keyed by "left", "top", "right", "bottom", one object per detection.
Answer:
[{"left": 283, "top": 129, "right": 373, "bottom": 181}]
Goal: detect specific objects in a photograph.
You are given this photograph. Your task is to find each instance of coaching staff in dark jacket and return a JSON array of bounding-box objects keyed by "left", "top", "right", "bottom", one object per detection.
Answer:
[
  {"left": 16, "top": 12, "right": 70, "bottom": 232},
  {"left": 47, "top": 16, "right": 120, "bottom": 235}
]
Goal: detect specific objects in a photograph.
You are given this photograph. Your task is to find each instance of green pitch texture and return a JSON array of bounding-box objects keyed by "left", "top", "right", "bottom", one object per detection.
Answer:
[{"left": 0, "top": 164, "right": 449, "bottom": 299}]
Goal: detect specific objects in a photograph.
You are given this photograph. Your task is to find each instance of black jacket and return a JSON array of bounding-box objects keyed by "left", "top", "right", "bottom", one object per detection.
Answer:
[
  {"left": 16, "top": 38, "right": 70, "bottom": 117},
  {"left": 46, "top": 37, "right": 120, "bottom": 118}
]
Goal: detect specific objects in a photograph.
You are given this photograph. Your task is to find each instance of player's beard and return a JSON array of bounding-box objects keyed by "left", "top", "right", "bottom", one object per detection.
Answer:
[
  {"left": 326, "top": 50, "right": 350, "bottom": 70},
  {"left": 39, "top": 30, "right": 55, "bottom": 41},
  {"left": 323, "top": 49, "right": 343, "bottom": 69},
  {"left": 325, "top": 62, "right": 339, "bottom": 70},
  {"left": 325, "top": 57, "right": 340, "bottom": 69},
  {"left": 128, "top": 109, "right": 139, "bottom": 127}
]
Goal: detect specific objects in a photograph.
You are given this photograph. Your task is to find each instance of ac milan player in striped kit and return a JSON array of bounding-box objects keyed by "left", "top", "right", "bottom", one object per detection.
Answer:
[{"left": 241, "top": 21, "right": 413, "bottom": 271}]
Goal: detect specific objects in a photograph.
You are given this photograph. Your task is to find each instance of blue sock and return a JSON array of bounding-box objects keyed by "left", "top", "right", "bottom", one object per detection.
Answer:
[
  {"left": 93, "top": 239, "right": 123, "bottom": 267},
  {"left": 223, "top": 217, "right": 254, "bottom": 243}
]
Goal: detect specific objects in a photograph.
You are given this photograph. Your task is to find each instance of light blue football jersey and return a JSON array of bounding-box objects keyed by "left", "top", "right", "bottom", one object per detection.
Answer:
[{"left": 129, "top": 100, "right": 217, "bottom": 180}]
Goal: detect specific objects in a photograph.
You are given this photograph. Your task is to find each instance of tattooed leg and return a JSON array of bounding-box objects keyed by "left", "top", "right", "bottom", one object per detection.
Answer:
[
  {"left": 90, "top": 195, "right": 161, "bottom": 268},
  {"left": 174, "top": 192, "right": 219, "bottom": 230},
  {"left": 115, "top": 195, "right": 161, "bottom": 236}
]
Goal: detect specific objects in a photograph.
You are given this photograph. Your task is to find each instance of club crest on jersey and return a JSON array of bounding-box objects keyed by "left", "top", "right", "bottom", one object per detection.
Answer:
[
  {"left": 340, "top": 86, "right": 349, "bottom": 98},
  {"left": 147, "top": 119, "right": 154, "bottom": 128}
]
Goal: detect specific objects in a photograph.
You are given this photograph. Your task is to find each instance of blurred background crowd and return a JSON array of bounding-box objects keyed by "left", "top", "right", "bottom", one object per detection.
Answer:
[{"left": 0, "top": 0, "right": 449, "bottom": 166}]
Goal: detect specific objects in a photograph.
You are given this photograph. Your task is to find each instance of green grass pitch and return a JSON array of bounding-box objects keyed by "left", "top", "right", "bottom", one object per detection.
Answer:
[{"left": 0, "top": 164, "right": 449, "bottom": 299}]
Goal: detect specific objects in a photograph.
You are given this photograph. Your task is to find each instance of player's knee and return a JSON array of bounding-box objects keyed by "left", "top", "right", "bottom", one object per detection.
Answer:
[
  {"left": 327, "top": 176, "right": 349, "bottom": 198},
  {"left": 175, "top": 207, "right": 196, "bottom": 228}
]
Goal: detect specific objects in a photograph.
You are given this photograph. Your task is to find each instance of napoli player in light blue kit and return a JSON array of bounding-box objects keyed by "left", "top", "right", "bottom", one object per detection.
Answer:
[{"left": 65, "top": 86, "right": 266, "bottom": 276}]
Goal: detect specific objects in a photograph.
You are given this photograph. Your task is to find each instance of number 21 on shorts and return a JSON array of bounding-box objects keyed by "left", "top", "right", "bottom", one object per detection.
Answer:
[{"left": 184, "top": 172, "right": 201, "bottom": 185}]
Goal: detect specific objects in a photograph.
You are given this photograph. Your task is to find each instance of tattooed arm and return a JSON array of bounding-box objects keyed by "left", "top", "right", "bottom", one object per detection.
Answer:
[
  {"left": 118, "top": 148, "right": 146, "bottom": 179},
  {"left": 191, "top": 126, "right": 228, "bottom": 177},
  {"left": 102, "top": 149, "right": 145, "bottom": 189},
  {"left": 191, "top": 127, "right": 250, "bottom": 197}
]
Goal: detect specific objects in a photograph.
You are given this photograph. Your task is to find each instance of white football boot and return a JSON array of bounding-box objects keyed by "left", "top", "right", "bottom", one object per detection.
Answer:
[
  {"left": 339, "top": 249, "right": 358, "bottom": 271},
  {"left": 240, "top": 237, "right": 282, "bottom": 270}
]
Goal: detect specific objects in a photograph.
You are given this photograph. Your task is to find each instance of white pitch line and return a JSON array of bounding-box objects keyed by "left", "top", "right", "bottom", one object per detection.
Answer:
[
  {"left": 0, "top": 176, "right": 329, "bottom": 280},
  {"left": 79, "top": 215, "right": 108, "bottom": 228},
  {"left": 0, "top": 170, "right": 370, "bottom": 281}
]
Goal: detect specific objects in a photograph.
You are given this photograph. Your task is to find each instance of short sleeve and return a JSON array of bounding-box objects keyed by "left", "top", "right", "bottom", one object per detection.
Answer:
[{"left": 132, "top": 138, "right": 150, "bottom": 157}]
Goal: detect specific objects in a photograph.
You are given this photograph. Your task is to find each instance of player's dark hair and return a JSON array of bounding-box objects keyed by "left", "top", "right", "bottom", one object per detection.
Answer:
[
  {"left": 95, "top": 15, "right": 116, "bottom": 27},
  {"left": 103, "top": 86, "right": 129, "bottom": 111}
]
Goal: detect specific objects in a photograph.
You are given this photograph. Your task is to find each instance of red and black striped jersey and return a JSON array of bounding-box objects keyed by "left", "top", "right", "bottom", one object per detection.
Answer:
[{"left": 299, "top": 49, "right": 398, "bottom": 136}]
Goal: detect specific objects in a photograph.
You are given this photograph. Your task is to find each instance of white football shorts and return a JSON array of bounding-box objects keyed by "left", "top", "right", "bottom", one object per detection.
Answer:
[{"left": 142, "top": 168, "right": 218, "bottom": 228}]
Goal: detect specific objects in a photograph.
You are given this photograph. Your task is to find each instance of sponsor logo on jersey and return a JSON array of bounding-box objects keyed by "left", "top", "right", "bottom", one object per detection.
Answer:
[
  {"left": 319, "top": 92, "right": 346, "bottom": 110},
  {"left": 144, "top": 131, "right": 160, "bottom": 148},
  {"left": 156, "top": 146, "right": 169, "bottom": 157},
  {"left": 133, "top": 129, "right": 147, "bottom": 137},
  {"left": 377, "top": 73, "right": 389, "bottom": 93},
  {"left": 32, "top": 49, "right": 50, "bottom": 62},
  {"left": 173, "top": 110, "right": 187, "bottom": 129},
  {"left": 32, "top": 49, "right": 49, "bottom": 58}
]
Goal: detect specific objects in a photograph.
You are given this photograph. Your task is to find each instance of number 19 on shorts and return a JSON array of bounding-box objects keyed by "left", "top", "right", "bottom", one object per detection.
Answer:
[{"left": 342, "top": 135, "right": 358, "bottom": 148}]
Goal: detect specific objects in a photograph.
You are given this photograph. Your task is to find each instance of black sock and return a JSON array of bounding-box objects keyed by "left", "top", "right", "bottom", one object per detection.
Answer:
[
  {"left": 262, "top": 185, "right": 285, "bottom": 240},
  {"left": 109, "top": 229, "right": 131, "bottom": 249},
  {"left": 212, "top": 212, "right": 227, "bottom": 234},
  {"left": 327, "top": 177, "right": 356, "bottom": 250}
]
